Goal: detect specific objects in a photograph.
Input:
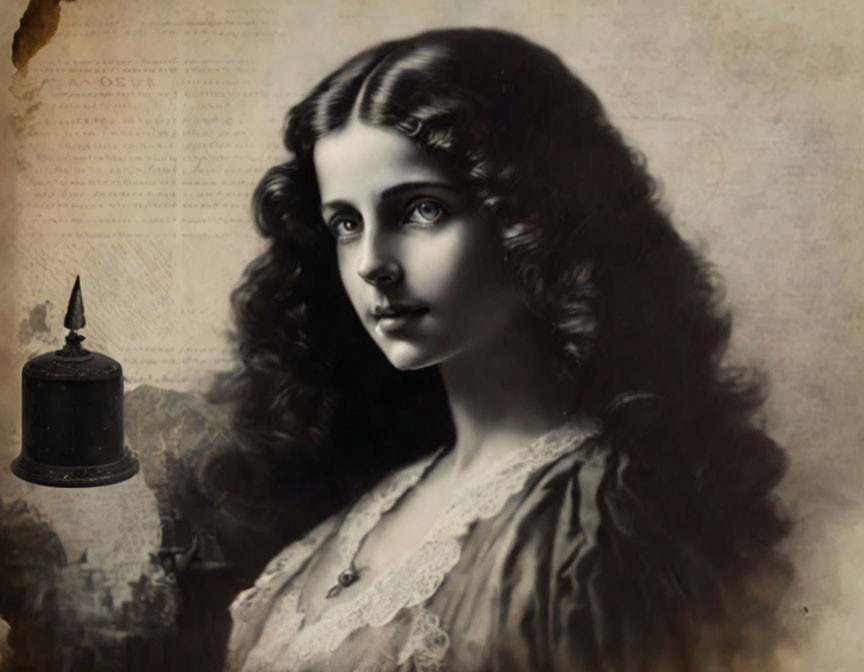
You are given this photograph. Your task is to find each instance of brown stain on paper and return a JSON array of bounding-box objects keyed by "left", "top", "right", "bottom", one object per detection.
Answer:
[
  {"left": 11, "top": 0, "right": 76, "bottom": 75},
  {"left": 17, "top": 301, "right": 53, "bottom": 346}
]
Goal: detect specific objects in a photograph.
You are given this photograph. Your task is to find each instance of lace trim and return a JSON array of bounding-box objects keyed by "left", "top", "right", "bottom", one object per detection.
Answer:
[
  {"left": 232, "top": 420, "right": 599, "bottom": 670},
  {"left": 226, "top": 515, "right": 340, "bottom": 671},
  {"left": 334, "top": 447, "right": 446, "bottom": 569},
  {"left": 397, "top": 606, "right": 450, "bottom": 671}
]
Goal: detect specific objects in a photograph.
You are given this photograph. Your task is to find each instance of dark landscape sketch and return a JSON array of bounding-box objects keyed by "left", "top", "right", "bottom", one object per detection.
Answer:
[
  {"left": 0, "top": 387, "right": 229, "bottom": 671},
  {"left": 2, "top": 2, "right": 863, "bottom": 672}
]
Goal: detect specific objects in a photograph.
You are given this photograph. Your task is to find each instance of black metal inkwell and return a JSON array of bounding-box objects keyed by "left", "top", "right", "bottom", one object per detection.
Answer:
[{"left": 11, "top": 276, "right": 139, "bottom": 487}]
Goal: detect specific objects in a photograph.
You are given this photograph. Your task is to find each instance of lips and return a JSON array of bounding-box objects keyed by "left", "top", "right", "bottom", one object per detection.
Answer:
[
  {"left": 372, "top": 304, "right": 428, "bottom": 319},
  {"left": 372, "top": 303, "right": 429, "bottom": 335}
]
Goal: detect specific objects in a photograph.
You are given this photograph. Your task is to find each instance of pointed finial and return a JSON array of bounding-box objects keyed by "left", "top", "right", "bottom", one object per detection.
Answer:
[
  {"left": 64, "top": 275, "right": 86, "bottom": 330},
  {"left": 60, "top": 275, "right": 88, "bottom": 356}
]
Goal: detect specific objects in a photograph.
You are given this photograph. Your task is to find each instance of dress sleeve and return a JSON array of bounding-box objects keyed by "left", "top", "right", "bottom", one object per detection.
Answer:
[
  {"left": 492, "top": 440, "right": 781, "bottom": 672},
  {"left": 549, "top": 443, "right": 710, "bottom": 672}
]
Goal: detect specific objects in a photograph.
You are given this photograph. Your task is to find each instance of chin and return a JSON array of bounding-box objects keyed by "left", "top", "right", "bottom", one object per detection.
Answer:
[
  {"left": 379, "top": 342, "right": 443, "bottom": 372},
  {"left": 384, "top": 351, "right": 437, "bottom": 372}
]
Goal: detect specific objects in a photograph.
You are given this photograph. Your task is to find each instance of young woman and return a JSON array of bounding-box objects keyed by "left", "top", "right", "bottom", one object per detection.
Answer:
[{"left": 208, "top": 28, "right": 791, "bottom": 672}]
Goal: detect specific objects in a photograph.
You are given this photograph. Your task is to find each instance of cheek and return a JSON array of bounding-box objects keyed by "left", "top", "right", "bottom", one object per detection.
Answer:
[
  {"left": 413, "top": 223, "right": 516, "bottom": 320},
  {"left": 337, "top": 248, "right": 365, "bottom": 313},
  {"left": 406, "top": 227, "right": 481, "bottom": 299}
]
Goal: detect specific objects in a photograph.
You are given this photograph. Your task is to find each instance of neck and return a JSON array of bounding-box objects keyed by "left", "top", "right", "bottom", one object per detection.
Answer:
[{"left": 438, "top": 320, "right": 578, "bottom": 474}]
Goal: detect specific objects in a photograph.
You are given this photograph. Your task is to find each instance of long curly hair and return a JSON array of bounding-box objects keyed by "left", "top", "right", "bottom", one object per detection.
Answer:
[{"left": 205, "top": 27, "right": 790, "bottom": 665}]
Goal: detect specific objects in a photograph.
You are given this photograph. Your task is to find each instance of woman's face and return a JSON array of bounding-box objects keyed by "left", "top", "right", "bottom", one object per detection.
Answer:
[{"left": 313, "top": 120, "right": 526, "bottom": 371}]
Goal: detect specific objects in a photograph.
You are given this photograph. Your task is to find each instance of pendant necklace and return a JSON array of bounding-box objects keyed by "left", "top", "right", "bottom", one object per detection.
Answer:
[
  {"left": 324, "top": 445, "right": 449, "bottom": 599},
  {"left": 325, "top": 561, "right": 360, "bottom": 599}
]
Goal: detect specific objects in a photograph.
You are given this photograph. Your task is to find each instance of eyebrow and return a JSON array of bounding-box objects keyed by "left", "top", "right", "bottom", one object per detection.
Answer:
[
  {"left": 320, "top": 181, "right": 460, "bottom": 212},
  {"left": 381, "top": 181, "right": 459, "bottom": 199}
]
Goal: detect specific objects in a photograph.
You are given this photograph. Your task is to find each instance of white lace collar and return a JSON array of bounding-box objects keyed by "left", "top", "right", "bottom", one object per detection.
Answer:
[{"left": 228, "top": 418, "right": 601, "bottom": 672}]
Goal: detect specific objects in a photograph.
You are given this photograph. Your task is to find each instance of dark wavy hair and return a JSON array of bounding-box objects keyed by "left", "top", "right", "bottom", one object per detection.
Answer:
[{"left": 204, "top": 27, "right": 790, "bottom": 665}]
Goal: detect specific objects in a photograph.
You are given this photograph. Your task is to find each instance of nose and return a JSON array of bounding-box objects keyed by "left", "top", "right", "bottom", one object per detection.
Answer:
[{"left": 356, "top": 225, "right": 403, "bottom": 287}]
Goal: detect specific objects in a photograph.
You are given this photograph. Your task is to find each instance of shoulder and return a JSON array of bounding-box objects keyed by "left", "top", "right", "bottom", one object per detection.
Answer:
[
  {"left": 500, "top": 424, "right": 611, "bottom": 541},
  {"left": 501, "top": 429, "right": 786, "bottom": 672}
]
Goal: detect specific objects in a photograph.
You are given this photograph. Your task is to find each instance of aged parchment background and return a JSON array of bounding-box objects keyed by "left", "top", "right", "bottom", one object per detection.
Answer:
[{"left": 0, "top": 0, "right": 862, "bottom": 668}]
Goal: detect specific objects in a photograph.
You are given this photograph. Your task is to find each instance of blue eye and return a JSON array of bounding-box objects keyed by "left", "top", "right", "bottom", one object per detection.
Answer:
[{"left": 405, "top": 199, "right": 447, "bottom": 226}]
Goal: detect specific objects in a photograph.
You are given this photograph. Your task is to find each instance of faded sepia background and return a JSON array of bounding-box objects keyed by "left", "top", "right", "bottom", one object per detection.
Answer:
[{"left": 0, "top": 0, "right": 862, "bottom": 669}]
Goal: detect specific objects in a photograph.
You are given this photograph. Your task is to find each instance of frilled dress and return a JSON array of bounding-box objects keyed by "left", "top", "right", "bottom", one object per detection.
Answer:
[
  {"left": 114, "top": 386, "right": 780, "bottom": 672},
  {"left": 225, "top": 417, "right": 733, "bottom": 672}
]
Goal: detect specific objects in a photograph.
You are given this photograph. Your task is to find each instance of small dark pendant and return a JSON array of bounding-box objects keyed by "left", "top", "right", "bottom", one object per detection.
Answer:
[
  {"left": 338, "top": 566, "right": 359, "bottom": 587},
  {"left": 325, "top": 565, "right": 359, "bottom": 599}
]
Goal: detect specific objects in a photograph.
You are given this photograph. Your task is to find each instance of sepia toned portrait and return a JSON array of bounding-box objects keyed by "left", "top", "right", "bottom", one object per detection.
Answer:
[{"left": 0, "top": 2, "right": 862, "bottom": 671}]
